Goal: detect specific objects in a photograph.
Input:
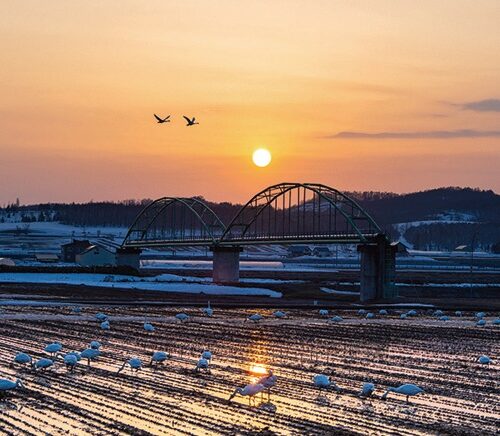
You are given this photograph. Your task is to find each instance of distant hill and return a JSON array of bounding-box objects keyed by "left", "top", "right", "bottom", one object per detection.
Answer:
[
  {"left": 353, "top": 187, "right": 500, "bottom": 225},
  {"left": 2, "top": 187, "right": 499, "bottom": 252}
]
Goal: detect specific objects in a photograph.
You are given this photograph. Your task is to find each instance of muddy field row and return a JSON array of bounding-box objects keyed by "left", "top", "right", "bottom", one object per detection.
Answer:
[{"left": 0, "top": 306, "right": 498, "bottom": 435}]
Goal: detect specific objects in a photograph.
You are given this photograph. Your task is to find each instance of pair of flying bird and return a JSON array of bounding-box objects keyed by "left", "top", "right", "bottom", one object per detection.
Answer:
[{"left": 154, "top": 114, "right": 198, "bottom": 126}]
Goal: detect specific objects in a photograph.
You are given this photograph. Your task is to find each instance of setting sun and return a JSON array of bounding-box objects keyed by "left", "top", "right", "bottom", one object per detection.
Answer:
[{"left": 252, "top": 148, "right": 272, "bottom": 168}]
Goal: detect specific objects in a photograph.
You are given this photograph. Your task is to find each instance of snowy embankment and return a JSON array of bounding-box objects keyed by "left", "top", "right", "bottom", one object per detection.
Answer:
[
  {"left": 320, "top": 287, "right": 359, "bottom": 296},
  {"left": 0, "top": 273, "right": 282, "bottom": 298}
]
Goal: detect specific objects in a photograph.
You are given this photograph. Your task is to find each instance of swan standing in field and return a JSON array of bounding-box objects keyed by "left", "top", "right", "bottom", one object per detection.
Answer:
[
  {"left": 44, "top": 343, "right": 62, "bottom": 357},
  {"left": 0, "top": 379, "right": 24, "bottom": 397},
  {"left": 34, "top": 358, "right": 54, "bottom": 371},
  {"left": 13, "top": 352, "right": 32, "bottom": 367},
  {"left": 493, "top": 318, "right": 500, "bottom": 325},
  {"left": 313, "top": 374, "right": 341, "bottom": 393},
  {"left": 477, "top": 319, "right": 486, "bottom": 326},
  {"left": 366, "top": 312, "right": 375, "bottom": 319},
  {"left": 80, "top": 348, "right": 100, "bottom": 366},
  {"left": 202, "top": 301, "right": 213, "bottom": 317},
  {"left": 455, "top": 311, "right": 463, "bottom": 317},
  {"left": 150, "top": 351, "right": 169, "bottom": 366},
  {"left": 360, "top": 382, "right": 375, "bottom": 398},
  {"left": 228, "top": 383, "right": 265, "bottom": 406},
  {"left": 439, "top": 315, "right": 450, "bottom": 321},
  {"left": 195, "top": 358, "right": 210, "bottom": 373},
  {"left": 144, "top": 322, "right": 155, "bottom": 332},
  {"left": 476, "top": 312, "right": 486, "bottom": 319},
  {"left": 90, "top": 341, "right": 101, "bottom": 350},
  {"left": 95, "top": 312, "right": 108, "bottom": 322},
  {"left": 400, "top": 313, "right": 408, "bottom": 319},
  {"left": 379, "top": 309, "right": 388, "bottom": 316},
  {"left": 175, "top": 313, "right": 190, "bottom": 323},
  {"left": 433, "top": 310, "right": 443, "bottom": 317},
  {"left": 478, "top": 355, "right": 491, "bottom": 364},
  {"left": 319, "top": 309, "right": 329, "bottom": 317},
  {"left": 201, "top": 350, "right": 212, "bottom": 362},
  {"left": 118, "top": 357, "right": 142, "bottom": 374},
  {"left": 357, "top": 309, "right": 367, "bottom": 316},
  {"left": 60, "top": 354, "right": 78, "bottom": 372},
  {"left": 246, "top": 313, "right": 263, "bottom": 323},
  {"left": 381, "top": 384, "right": 423, "bottom": 403},
  {"left": 257, "top": 369, "right": 277, "bottom": 402},
  {"left": 329, "top": 315, "right": 343, "bottom": 323},
  {"left": 273, "top": 310, "right": 286, "bottom": 318},
  {"left": 101, "top": 321, "right": 110, "bottom": 330},
  {"left": 407, "top": 309, "right": 418, "bottom": 317}
]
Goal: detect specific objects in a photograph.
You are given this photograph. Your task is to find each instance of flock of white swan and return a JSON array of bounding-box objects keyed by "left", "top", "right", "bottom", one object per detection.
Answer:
[{"left": 0, "top": 304, "right": 495, "bottom": 407}]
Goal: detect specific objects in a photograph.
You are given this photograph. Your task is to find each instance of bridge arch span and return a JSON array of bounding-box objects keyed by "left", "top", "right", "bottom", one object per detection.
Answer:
[
  {"left": 219, "top": 182, "right": 382, "bottom": 245},
  {"left": 122, "top": 197, "right": 225, "bottom": 247}
]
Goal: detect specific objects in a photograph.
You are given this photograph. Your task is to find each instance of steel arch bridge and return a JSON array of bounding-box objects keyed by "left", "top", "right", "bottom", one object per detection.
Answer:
[{"left": 121, "top": 183, "right": 383, "bottom": 248}]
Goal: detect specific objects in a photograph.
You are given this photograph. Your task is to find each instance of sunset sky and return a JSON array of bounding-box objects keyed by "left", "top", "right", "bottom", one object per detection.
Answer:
[{"left": 1, "top": 0, "right": 499, "bottom": 204}]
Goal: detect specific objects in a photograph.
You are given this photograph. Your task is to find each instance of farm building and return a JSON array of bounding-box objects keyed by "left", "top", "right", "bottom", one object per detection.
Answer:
[
  {"left": 76, "top": 245, "right": 115, "bottom": 267},
  {"left": 35, "top": 253, "right": 59, "bottom": 263},
  {"left": 61, "top": 239, "right": 92, "bottom": 262}
]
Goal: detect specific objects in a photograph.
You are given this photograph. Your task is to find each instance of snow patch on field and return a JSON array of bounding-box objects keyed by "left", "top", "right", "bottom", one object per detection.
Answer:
[
  {"left": 0, "top": 273, "right": 282, "bottom": 298},
  {"left": 320, "top": 287, "right": 359, "bottom": 296}
]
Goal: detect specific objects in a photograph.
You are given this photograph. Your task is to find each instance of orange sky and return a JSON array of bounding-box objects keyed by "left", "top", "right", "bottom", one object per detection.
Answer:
[{"left": 1, "top": 1, "right": 499, "bottom": 204}]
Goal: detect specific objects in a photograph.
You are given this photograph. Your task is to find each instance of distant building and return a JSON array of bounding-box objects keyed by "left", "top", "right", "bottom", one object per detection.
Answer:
[
  {"left": 312, "top": 246, "right": 331, "bottom": 257},
  {"left": 61, "top": 239, "right": 92, "bottom": 263},
  {"left": 391, "top": 241, "right": 410, "bottom": 256},
  {"left": 287, "top": 245, "right": 312, "bottom": 258},
  {"left": 35, "top": 253, "right": 60, "bottom": 263},
  {"left": 0, "top": 257, "right": 16, "bottom": 266},
  {"left": 76, "top": 245, "right": 115, "bottom": 267}
]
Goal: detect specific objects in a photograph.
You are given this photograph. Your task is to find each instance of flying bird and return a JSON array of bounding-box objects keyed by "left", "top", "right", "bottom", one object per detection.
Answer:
[
  {"left": 183, "top": 116, "right": 199, "bottom": 126},
  {"left": 154, "top": 114, "right": 171, "bottom": 123}
]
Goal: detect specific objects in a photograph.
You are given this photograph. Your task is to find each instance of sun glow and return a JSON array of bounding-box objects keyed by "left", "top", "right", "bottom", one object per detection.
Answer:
[{"left": 252, "top": 148, "right": 272, "bottom": 167}]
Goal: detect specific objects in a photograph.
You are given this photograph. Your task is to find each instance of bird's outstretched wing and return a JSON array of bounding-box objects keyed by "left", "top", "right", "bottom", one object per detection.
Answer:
[
  {"left": 154, "top": 114, "right": 162, "bottom": 122},
  {"left": 183, "top": 115, "right": 191, "bottom": 123},
  {"left": 165, "top": 115, "right": 170, "bottom": 120}
]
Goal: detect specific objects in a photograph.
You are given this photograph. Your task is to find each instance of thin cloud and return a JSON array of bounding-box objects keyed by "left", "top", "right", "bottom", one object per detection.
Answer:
[
  {"left": 328, "top": 129, "right": 500, "bottom": 139},
  {"left": 462, "top": 99, "right": 500, "bottom": 112}
]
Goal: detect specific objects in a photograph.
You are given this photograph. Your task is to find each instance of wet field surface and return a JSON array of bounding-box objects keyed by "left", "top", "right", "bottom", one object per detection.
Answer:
[{"left": 0, "top": 305, "right": 498, "bottom": 435}]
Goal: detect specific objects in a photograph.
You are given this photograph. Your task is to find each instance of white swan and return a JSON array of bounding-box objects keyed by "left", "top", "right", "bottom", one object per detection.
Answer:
[
  {"left": 381, "top": 384, "right": 423, "bottom": 403},
  {"left": 144, "top": 322, "right": 155, "bottom": 332},
  {"left": 34, "top": 358, "right": 54, "bottom": 371},
  {"left": 313, "top": 374, "right": 341, "bottom": 392},
  {"left": 150, "top": 351, "right": 169, "bottom": 366},
  {"left": 80, "top": 348, "right": 100, "bottom": 366},
  {"left": 202, "top": 301, "right": 213, "bottom": 317},
  {"left": 195, "top": 358, "right": 210, "bottom": 373},
  {"left": 228, "top": 383, "right": 265, "bottom": 406},
  {"left": 14, "top": 352, "right": 32, "bottom": 366},
  {"left": 0, "top": 379, "right": 24, "bottom": 397},
  {"left": 478, "top": 355, "right": 491, "bottom": 364},
  {"left": 90, "top": 341, "right": 101, "bottom": 350},
  {"left": 246, "top": 314, "right": 263, "bottom": 323},
  {"left": 360, "top": 382, "right": 375, "bottom": 397},
  {"left": 257, "top": 369, "right": 277, "bottom": 401},
  {"left": 44, "top": 342, "right": 62, "bottom": 356},
  {"left": 118, "top": 357, "right": 142, "bottom": 374},
  {"left": 175, "top": 313, "right": 190, "bottom": 322}
]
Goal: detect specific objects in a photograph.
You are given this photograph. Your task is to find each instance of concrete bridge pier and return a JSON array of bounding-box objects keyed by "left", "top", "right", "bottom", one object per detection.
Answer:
[
  {"left": 211, "top": 245, "right": 242, "bottom": 283},
  {"left": 116, "top": 247, "right": 142, "bottom": 270},
  {"left": 358, "top": 236, "right": 396, "bottom": 302}
]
